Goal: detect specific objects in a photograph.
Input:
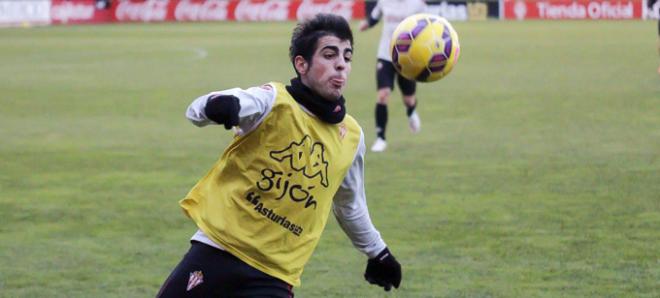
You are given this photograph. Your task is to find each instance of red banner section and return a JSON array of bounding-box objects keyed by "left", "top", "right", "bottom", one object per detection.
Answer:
[
  {"left": 49, "top": 0, "right": 365, "bottom": 24},
  {"left": 51, "top": 0, "right": 112, "bottom": 24},
  {"left": 503, "top": 0, "right": 643, "bottom": 20}
]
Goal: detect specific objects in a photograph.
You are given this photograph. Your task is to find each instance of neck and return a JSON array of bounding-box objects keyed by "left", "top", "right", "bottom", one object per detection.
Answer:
[
  {"left": 299, "top": 76, "right": 335, "bottom": 102},
  {"left": 286, "top": 78, "right": 346, "bottom": 124}
]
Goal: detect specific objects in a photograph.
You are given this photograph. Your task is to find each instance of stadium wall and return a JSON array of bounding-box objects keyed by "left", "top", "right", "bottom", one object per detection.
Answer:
[{"left": 0, "top": 0, "right": 655, "bottom": 27}]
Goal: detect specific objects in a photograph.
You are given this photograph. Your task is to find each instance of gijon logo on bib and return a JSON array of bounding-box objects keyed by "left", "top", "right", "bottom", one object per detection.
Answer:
[
  {"left": 249, "top": 135, "right": 329, "bottom": 211},
  {"left": 243, "top": 135, "right": 330, "bottom": 236}
]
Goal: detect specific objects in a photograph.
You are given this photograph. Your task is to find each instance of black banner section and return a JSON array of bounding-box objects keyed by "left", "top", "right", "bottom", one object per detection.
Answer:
[
  {"left": 425, "top": 0, "right": 500, "bottom": 20},
  {"left": 363, "top": 0, "right": 500, "bottom": 21}
]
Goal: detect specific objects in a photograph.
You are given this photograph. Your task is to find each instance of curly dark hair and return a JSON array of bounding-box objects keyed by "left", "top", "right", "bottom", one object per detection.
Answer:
[{"left": 289, "top": 14, "right": 354, "bottom": 75}]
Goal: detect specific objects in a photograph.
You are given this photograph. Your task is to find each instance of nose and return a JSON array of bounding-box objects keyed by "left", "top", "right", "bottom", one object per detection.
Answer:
[{"left": 335, "top": 58, "right": 346, "bottom": 71}]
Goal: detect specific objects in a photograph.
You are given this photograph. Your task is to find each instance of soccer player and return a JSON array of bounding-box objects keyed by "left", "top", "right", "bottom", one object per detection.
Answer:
[
  {"left": 360, "top": 0, "right": 428, "bottom": 152},
  {"left": 657, "top": 18, "right": 660, "bottom": 75},
  {"left": 157, "top": 14, "right": 401, "bottom": 297}
]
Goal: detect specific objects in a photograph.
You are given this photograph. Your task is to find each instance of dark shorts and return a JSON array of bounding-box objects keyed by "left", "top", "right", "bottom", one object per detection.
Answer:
[
  {"left": 376, "top": 59, "right": 416, "bottom": 96},
  {"left": 157, "top": 241, "right": 294, "bottom": 298}
]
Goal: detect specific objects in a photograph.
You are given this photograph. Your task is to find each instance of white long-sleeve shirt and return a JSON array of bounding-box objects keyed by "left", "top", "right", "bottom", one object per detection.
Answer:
[
  {"left": 186, "top": 84, "right": 387, "bottom": 259},
  {"left": 370, "top": 0, "right": 427, "bottom": 61}
]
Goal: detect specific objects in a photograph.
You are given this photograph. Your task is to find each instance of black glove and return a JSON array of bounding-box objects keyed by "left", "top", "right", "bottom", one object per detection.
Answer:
[
  {"left": 364, "top": 247, "right": 401, "bottom": 291},
  {"left": 204, "top": 94, "right": 241, "bottom": 130}
]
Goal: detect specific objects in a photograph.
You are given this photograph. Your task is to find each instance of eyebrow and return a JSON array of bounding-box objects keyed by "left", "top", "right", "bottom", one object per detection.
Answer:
[{"left": 321, "top": 45, "right": 353, "bottom": 55}]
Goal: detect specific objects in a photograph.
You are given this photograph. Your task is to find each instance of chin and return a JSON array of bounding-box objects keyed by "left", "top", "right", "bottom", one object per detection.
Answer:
[
  {"left": 331, "top": 89, "right": 344, "bottom": 99},
  {"left": 321, "top": 90, "right": 342, "bottom": 101},
  {"left": 328, "top": 93, "right": 342, "bottom": 101}
]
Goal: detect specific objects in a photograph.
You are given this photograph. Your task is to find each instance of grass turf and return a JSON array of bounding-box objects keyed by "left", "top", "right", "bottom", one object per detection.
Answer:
[{"left": 0, "top": 20, "right": 658, "bottom": 297}]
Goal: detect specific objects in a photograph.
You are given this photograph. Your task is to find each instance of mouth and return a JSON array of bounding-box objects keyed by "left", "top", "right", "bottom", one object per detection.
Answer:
[{"left": 330, "top": 77, "right": 345, "bottom": 89}]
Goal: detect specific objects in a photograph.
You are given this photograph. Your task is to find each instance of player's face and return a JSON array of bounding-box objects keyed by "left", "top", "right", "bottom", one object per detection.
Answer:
[{"left": 299, "top": 35, "right": 353, "bottom": 101}]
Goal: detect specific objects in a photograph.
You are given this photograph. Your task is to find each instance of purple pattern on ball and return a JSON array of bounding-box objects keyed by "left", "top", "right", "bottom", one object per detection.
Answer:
[
  {"left": 396, "top": 32, "right": 412, "bottom": 53},
  {"left": 442, "top": 25, "right": 450, "bottom": 40},
  {"left": 391, "top": 47, "right": 399, "bottom": 65},
  {"left": 398, "top": 32, "right": 412, "bottom": 41},
  {"left": 411, "top": 19, "right": 428, "bottom": 38},
  {"left": 428, "top": 53, "right": 447, "bottom": 72},
  {"left": 443, "top": 38, "right": 453, "bottom": 58},
  {"left": 441, "top": 24, "right": 454, "bottom": 57}
]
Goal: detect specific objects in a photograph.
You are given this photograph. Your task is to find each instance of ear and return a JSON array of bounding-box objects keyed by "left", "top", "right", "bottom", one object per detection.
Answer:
[{"left": 294, "top": 56, "right": 308, "bottom": 75}]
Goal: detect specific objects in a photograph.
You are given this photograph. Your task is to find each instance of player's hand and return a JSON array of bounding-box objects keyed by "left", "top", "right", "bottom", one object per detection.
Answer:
[
  {"left": 205, "top": 94, "right": 240, "bottom": 130},
  {"left": 358, "top": 20, "right": 369, "bottom": 32},
  {"left": 364, "top": 247, "right": 401, "bottom": 291}
]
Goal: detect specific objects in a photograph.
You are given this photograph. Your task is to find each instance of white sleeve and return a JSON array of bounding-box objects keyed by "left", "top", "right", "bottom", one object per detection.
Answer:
[
  {"left": 370, "top": 0, "right": 383, "bottom": 20},
  {"left": 185, "top": 84, "right": 276, "bottom": 135},
  {"left": 333, "top": 130, "right": 387, "bottom": 258},
  {"left": 417, "top": 0, "right": 428, "bottom": 14}
]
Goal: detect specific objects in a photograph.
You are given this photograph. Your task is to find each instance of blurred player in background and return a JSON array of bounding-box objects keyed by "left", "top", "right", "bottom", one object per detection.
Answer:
[
  {"left": 652, "top": 0, "right": 660, "bottom": 74},
  {"left": 360, "top": 0, "right": 428, "bottom": 152},
  {"left": 157, "top": 14, "right": 401, "bottom": 297}
]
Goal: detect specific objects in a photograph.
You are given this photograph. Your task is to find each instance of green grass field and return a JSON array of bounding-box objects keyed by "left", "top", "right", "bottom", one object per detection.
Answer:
[{"left": 1, "top": 20, "right": 658, "bottom": 297}]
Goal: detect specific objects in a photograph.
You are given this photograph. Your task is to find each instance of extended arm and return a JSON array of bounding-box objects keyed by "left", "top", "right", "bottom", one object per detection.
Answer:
[
  {"left": 333, "top": 131, "right": 401, "bottom": 291},
  {"left": 333, "top": 131, "right": 385, "bottom": 257},
  {"left": 185, "top": 85, "right": 275, "bottom": 134}
]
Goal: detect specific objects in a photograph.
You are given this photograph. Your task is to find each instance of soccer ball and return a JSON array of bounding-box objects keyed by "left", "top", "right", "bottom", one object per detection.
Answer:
[{"left": 390, "top": 14, "right": 460, "bottom": 82}]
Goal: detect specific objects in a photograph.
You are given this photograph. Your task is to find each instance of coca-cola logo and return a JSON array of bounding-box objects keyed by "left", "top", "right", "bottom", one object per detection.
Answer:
[
  {"left": 175, "top": 0, "right": 229, "bottom": 21},
  {"left": 116, "top": 0, "right": 168, "bottom": 22},
  {"left": 296, "top": 0, "right": 353, "bottom": 21},
  {"left": 235, "top": 0, "right": 289, "bottom": 21},
  {"left": 51, "top": 2, "right": 95, "bottom": 23},
  {"left": 513, "top": 0, "right": 527, "bottom": 20}
]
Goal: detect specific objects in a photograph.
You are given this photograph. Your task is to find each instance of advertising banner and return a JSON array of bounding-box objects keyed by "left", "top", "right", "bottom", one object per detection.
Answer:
[
  {"left": 364, "top": 1, "right": 500, "bottom": 22},
  {"left": 0, "top": 0, "right": 50, "bottom": 26},
  {"left": 49, "top": 0, "right": 366, "bottom": 24},
  {"left": 51, "top": 0, "right": 113, "bottom": 24},
  {"left": 502, "top": 0, "right": 644, "bottom": 20},
  {"left": 426, "top": 1, "right": 499, "bottom": 21}
]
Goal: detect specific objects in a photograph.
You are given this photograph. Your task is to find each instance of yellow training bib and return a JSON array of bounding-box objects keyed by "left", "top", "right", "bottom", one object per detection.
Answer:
[{"left": 180, "top": 82, "right": 361, "bottom": 286}]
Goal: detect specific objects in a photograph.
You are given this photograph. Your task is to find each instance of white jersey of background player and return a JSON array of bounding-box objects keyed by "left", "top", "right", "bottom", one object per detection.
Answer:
[
  {"left": 360, "top": 0, "right": 427, "bottom": 153},
  {"left": 371, "top": 0, "right": 427, "bottom": 62}
]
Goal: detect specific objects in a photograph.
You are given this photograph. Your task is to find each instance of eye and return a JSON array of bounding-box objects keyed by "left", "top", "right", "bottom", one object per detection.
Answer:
[{"left": 343, "top": 47, "right": 353, "bottom": 62}]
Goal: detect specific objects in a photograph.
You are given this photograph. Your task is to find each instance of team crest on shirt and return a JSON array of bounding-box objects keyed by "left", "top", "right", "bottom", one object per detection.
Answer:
[{"left": 186, "top": 270, "right": 204, "bottom": 291}]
